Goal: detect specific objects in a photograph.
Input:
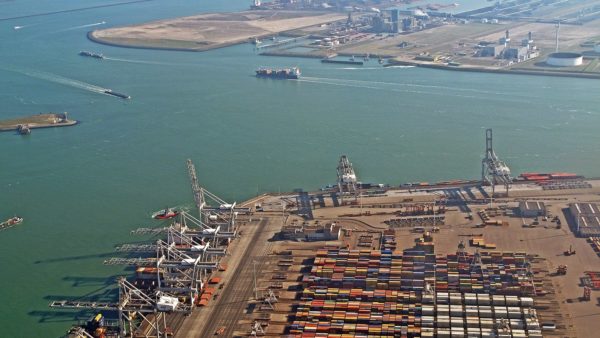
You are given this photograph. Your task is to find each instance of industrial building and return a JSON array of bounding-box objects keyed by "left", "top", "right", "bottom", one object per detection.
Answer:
[
  {"left": 480, "top": 45, "right": 504, "bottom": 57},
  {"left": 569, "top": 202, "right": 600, "bottom": 236},
  {"left": 518, "top": 201, "right": 546, "bottom": 218},
  {"left": 477, "top": 31, "right": 538, "bottom": 62},
  {"left": 280, "top": 221, "right": 341, "bottom": 241},
  {"left": 546, "top": 52, "right": 583, "bottom": 66}
]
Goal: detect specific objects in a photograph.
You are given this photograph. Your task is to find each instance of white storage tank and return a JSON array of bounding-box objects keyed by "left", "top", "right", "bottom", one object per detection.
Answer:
[{"left": 546, "top": 52, "right": 583, "bottom": 66}]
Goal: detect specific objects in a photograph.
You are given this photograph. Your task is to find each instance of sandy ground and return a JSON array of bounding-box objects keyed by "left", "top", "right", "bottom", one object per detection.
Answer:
[{"left": 91, "top": 10, "right": 345, "bottom": 51}]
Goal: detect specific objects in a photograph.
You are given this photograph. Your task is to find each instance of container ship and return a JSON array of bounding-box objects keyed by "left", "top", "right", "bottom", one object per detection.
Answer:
[
  {"left": 255, "top": 67, "right": 300, "bottom": 79},
  {"left": 79, "top": 51, "right": 104, "bottom": 59}
]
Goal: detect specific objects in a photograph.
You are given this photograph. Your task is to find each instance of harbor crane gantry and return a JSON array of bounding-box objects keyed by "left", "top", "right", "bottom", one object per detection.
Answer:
[
  {"left": 336, "top": 155, "right": 358, "bottom": 205},
  {"left": 187, "top": 159, "right": 239, "bottom": 232},
  {"left": 481, "top": 129, "right": 512, "bottom": 196},
  {"left": 155, "top": 239, "right": 217, "bottom": 308},
  {"left": 50, "top": 277, "right": 188, "bottom": 338}
]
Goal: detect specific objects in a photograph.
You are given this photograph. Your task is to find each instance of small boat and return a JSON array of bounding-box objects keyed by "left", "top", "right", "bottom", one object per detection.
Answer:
[
  {"left": 1, "top": 216, "right": 23, "bottom": 230},
  {"left": 350, "top": 55, "right": 355, "bottom": 61},
  {"left": 17, "top": 124, "right": 31, "bottom": 135},
  {"left": 14, "top": 26, "right": 23, "bottom": 30},
  {"left": 152, "top": 208, "right": 179, "bottom": 220},
  {"left": 104, "top": 89, "right": 131, "bottom": 99},
  {"left": 379, "top": 57, "right": 384, "bottom": 64}
]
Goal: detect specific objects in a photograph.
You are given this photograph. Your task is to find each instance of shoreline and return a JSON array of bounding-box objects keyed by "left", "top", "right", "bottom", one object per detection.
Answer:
[
  {"left": 89, "top": 30, "right": 600, "bottom": 80},
  {"left": 87, "top": 31, "right": 243, "bottom": 53},
  {"left": 386, "top": 59, "right": 600, "bottom": 80}
]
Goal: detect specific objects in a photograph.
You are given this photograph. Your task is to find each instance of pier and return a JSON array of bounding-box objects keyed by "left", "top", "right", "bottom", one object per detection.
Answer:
[{"left": 0, "top": 113, "right": 77, "bottom": 133}]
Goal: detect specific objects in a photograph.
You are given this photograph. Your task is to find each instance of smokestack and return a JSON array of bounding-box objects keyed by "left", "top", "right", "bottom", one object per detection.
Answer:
[{"left": 555, "top": 21, "right": 560, "bottom": 52}]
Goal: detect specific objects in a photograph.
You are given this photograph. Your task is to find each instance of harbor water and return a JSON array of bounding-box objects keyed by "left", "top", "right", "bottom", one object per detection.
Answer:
[{"left": 1, "top": 0, "right": 600, "bottom": 336}]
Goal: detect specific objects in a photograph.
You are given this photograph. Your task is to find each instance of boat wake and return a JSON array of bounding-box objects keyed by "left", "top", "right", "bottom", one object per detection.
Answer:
[
  {"left": 299, "top": 76, "right": 513, "bottom": 98},
  {"left": 104, "top": 57, "right": 176, "bottom": 66},
  {"left": 59, "top": 21, "right": 106, "bottom": 32},
  {"left": 2, "top": 66, "right": 109, "bottom": 95}
]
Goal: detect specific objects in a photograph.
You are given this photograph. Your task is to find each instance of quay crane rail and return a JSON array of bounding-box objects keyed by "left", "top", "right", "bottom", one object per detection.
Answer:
[{"left": 481, "top": 128, "right": 512, "bottom": 196}]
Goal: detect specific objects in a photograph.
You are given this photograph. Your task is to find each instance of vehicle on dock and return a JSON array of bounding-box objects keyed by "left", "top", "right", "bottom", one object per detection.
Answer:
[
  {"left": 152, "top": 207, "right": 179, "bottom": 220},
  {"left": 1, "top": 216, "right": 23, "bottom": 230},
  {"left": 255, "top": 67, "right": 300, "bottom": 79},
  {"left": 79, "top": 51, "right": 104, "bottom": 59}
]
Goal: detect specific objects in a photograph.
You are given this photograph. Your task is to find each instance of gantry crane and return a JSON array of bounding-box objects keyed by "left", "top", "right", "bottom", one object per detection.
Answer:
[
  {"left": 187, "top": 159, "right": 239, "bottom": 232},
  {"left": 50, "top": 277, "right": 188, "bottom": 338},
  {"left": 337, "top": 155, "right": 358, "bottom": 205},
  {"left": 481, "top": 129, "right": 512, "bottom": 196}
]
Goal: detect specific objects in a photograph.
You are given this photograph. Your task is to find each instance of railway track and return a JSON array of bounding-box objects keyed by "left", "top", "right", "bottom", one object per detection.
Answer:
[{"left": 199, "top": 217, "right": 277, "bottom": 337}]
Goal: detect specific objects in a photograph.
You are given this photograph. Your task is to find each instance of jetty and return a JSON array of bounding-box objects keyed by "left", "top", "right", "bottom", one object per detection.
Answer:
[{"left": 0, "top": 112, "right": 78, "bottom": 133}]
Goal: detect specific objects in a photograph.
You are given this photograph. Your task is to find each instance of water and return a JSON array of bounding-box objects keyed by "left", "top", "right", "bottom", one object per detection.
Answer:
[{"left": 1, "top": 0, "right": 600, "bottom": 336}]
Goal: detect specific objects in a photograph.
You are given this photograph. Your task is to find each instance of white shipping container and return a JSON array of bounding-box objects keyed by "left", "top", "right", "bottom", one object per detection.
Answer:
[
  {"left": 505, "top": 296, "right": 519, "bottom": 306},
  {"left": 520, "top": 297, "right": 534, "bottom": 307},
  {"left": 438, "top": 329, "right": 451, "bottom": 338},
  {"left": 477, "top": 294, "right": 491, "bottom": 305},
  {"left": 467, "top": 316, "right": 479, "bottom": 328},
  {"left": 492, "top": 295, "right": 506, "bottom": 305},
  {"left": 480, "top": 318, "right": 494, "bottom": 328}
]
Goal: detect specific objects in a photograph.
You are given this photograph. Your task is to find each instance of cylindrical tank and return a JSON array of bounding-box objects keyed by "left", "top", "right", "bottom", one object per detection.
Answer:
[{"left": 546, "top": 52, "right": 583, "bottom": 66}]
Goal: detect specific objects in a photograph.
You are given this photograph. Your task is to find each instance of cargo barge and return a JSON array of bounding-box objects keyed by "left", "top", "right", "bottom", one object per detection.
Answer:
[
  {"left": 79, "top": 50, "right": 104, "bottom": 59},
  {"left": 321, "top": 59, "right": 364, "bottom": 65},
  {"left": 104, "top": 89, "right": 131, "bottom": 99},
  {"left": 0, "top": 216, "right": 23, "bottom": 231},
  {"left": 255, "top": 66, "right": 301, "bottom": 79}
]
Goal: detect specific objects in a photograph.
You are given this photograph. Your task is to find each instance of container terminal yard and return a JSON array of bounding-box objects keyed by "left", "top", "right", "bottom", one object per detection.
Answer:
[{"left": 53, "top": 129, "right": 600, "bottom": 338}]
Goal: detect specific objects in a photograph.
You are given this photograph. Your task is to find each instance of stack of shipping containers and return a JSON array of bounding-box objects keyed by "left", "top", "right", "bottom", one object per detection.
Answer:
[{"left": 290, "top": 243, "right": 542, "bottom": 337}]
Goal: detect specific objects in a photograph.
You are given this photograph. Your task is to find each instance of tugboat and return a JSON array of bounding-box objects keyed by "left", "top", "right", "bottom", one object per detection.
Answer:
[
  {"left": 152, "top": 207, "right": 179, "bottom": 220},
  {"left": 1, "top": 216, "right": 23, "bottom": 230},
  {"left": 255, "top": 67, "right": 301, "bottom": 79},
  {"left": 79, "top": 51, "right": 105, "bottom": 59}
]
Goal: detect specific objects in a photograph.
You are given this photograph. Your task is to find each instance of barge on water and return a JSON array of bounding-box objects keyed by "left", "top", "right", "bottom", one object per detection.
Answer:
[
  {"left": 1, "top": 216, "right": 23, "bottom": 231},
  {"left": 256, "top": 67, "right": 301, "bottom": 79},
  {"left": 321, "top": 59, "right": 364, "bottom": 66},
  {"left": 104, "top": 89, "right": 131, "bottom": 99},
  {"left": 79, "top": 51, "right": 104, "bottom": 59}
]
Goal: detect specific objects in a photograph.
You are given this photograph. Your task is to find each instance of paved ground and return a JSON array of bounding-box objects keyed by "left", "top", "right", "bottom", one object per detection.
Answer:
[{"left": 178, "top": 215, "right": 282, "bottom": 337}]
